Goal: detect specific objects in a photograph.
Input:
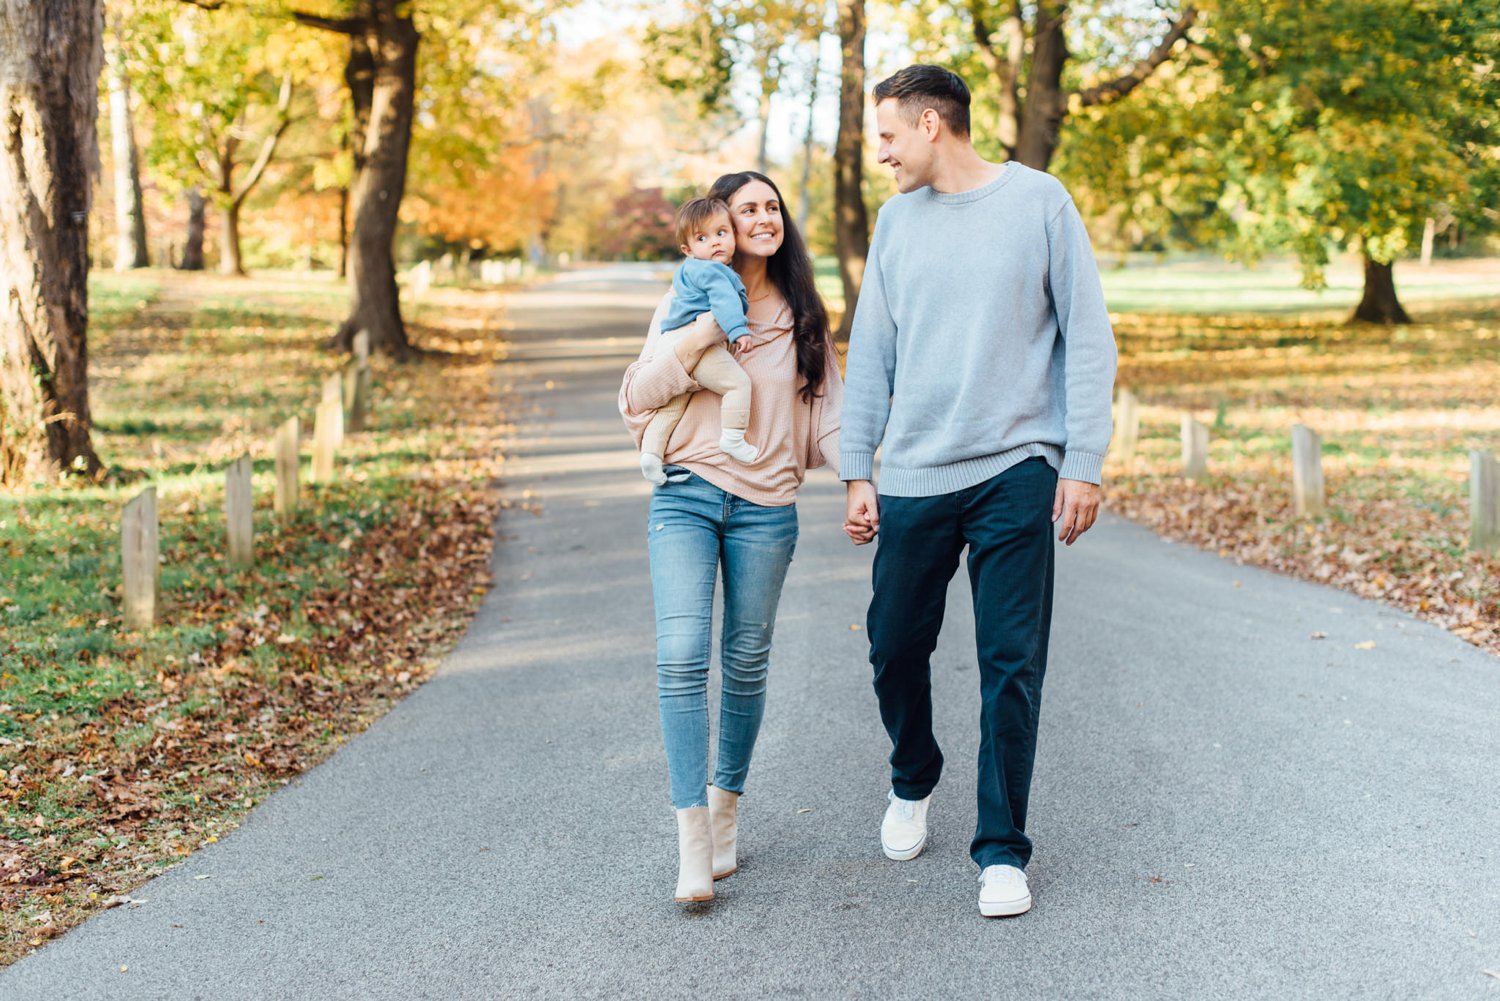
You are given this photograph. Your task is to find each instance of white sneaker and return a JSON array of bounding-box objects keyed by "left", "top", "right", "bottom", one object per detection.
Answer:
[
  {"left": 880, "top": 790, "right": 931, "bottom": 861},
  {"left": 978, "top": 864, "right": 1032, "bottom": 917}
]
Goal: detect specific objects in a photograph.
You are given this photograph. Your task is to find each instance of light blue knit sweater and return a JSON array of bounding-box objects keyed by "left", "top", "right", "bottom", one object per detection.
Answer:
[{"left": 839, "top": 163, "right": 1118, "bottom": 496}]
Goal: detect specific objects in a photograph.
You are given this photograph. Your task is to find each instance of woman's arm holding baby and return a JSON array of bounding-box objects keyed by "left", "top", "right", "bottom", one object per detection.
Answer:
[{"left": 619, "top": 296, "right": 727, "bottom": 446}]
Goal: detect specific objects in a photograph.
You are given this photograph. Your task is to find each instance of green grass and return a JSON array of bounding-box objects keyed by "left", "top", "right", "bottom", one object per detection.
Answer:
[{"left": 1, "top": 269, "right": 506, "bottom": 964}]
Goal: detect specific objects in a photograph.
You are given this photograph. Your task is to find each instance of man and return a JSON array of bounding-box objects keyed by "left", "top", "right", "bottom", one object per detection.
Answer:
[{"left": 840, "top": 65, "right": 1117, "bottom": 918}]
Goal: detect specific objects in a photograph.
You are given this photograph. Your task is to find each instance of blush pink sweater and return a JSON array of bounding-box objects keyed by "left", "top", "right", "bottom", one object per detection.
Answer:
[{"left": 619, "top": 292, "right": 843, "bottom": 507}]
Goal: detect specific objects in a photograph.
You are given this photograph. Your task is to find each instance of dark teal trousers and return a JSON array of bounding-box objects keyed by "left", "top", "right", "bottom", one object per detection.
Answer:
[{"left": 867, "top": 457, "right": 1057, "bottom": 870}]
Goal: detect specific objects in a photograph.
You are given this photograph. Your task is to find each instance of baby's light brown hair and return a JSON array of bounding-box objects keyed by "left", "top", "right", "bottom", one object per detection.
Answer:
[{"left": 675, "top": 197, "right": 733, "bottom": 250}]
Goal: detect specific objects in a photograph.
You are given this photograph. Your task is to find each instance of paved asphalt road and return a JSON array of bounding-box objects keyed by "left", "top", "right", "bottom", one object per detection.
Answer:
[{"left": 5, "top": 265, "right": 1499, "bottom": 1000}]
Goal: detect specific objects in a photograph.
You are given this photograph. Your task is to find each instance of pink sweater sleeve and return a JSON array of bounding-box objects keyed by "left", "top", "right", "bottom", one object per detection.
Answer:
[
  {"left": 619, "top": 292, "right": 703, "bottom": 449},
  {"left": 807, "top": 342, "right": 844, "bottom": 471}
]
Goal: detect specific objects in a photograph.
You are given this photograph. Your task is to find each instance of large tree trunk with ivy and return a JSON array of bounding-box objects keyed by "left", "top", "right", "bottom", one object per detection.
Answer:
[
  {"left": 298, "top": 1, "right": 415, "bottom": 358},
  {"left": 834, "top": 0, "right": 869, "bottom": 341},
  {"left": 1352, "top": 254, "right": 1411, "bottom": 325},
  {"left": 0, "top": 0, "right": 104, "bottom": 484},
  {"left": 105, "top": 30, "right": 148, "bottom": 270}
]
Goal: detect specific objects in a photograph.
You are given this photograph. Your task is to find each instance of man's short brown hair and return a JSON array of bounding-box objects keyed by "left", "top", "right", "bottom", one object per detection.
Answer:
[
  {"left": 872, "top": 64, "right": 971, "bottom": 138},
  {"left": 675, "top": 197, "right": 732, "bottom": 249}
]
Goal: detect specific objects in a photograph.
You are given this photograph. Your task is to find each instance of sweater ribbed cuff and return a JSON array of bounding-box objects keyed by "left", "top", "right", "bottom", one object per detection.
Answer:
[
  {"left": 724, "top": 323, "right": 750, "bottom": 343},
  {"left": 839, "top": 452, "right": 875, "bottom": 482},
  {"left": 1059, "top": 450, "right": 1105, "bottom": 485}
]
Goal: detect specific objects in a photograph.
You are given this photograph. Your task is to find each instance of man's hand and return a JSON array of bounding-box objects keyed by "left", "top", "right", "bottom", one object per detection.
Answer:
[
  {"left": 1052, "top": 478, "right": 1101, "bottom": 546},
  {"left": 844, "top": 480, "right": 879, "bottom": 545}
]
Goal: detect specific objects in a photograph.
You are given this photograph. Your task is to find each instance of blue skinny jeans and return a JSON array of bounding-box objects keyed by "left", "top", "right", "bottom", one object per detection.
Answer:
[{"left": 647, "top": 467, "right": 798, "bottom": 809}]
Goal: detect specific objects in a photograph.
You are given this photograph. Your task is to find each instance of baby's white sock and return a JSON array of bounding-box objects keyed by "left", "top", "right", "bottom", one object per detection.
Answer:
[
  {"left": 718, "top": 428, "right": 759, "bottom": 464},
  {"left": 640, "top": 452, "right": 668, "bottom": 486}
]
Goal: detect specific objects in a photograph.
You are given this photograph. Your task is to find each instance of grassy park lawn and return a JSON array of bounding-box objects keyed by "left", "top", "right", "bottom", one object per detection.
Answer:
[
  {"left": 1100, "top": 259, "right": 1500, "bottom": 658},
  {"left": 0, "top": 271, "right": 509, "bottom": 964}
]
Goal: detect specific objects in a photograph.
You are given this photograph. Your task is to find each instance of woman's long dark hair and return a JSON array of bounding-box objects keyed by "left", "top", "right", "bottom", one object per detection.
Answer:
[{"left": 707, "top": 171, "right": 830, "bottom": 403}]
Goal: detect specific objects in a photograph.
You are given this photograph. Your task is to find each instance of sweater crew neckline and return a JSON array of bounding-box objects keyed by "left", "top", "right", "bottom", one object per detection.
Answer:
[{"left": 926, "top": 161, "right": 1017, "bottom": 206}]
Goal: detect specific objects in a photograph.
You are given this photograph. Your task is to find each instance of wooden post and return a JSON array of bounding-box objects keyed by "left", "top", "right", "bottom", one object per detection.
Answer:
[
  {"left": 274, "top": 416, "right": 300, "bottom": 519},
  {"left": 312, "top": 399, "right": 340, "bottom": 483},
  {"left": 321, "top": 372, "right": 344, "bottom": 450},
  {"left": 1291, "top": 424, "right": 1327, "bottom": 517},
  {"left": 343, "top": 360, "right": 369, "bottom": 432},
  {"left": 225, "top": 454, "right": 253, "bottom": 565},
  {"left": 1181, "top": 416, "right": 1209, "bottom": 480},
  {"left": 1115, "top": 388, "right": 1140, "bottom": 461},
  {"left": 121, "top": 487, "right": 158, "bottom": 628},
  {"left": 1471, "top": 450, "right": 1499, "bottom": 554},
  {"left": 352, "top": 330, "right": 372, "bottom": 427}
]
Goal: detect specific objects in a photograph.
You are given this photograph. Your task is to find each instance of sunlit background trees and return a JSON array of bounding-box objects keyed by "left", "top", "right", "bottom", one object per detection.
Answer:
[{"left": 2, "top": 0, "right": 1496, "bottom": 481}]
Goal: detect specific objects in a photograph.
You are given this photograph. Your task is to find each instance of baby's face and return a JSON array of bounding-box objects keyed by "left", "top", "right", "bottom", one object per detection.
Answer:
[{"left": 681, "top": 211, "right": 736, "bottom": 265}]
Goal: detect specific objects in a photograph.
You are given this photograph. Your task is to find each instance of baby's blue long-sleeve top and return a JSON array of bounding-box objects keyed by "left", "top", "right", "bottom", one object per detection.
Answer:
[{"left": 661, "top": 258, "right": 751, "bottom": 343}]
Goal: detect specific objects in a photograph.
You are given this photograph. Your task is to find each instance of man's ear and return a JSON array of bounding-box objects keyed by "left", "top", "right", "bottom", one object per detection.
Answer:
[{"left": 921, "top": 107, "right": 942, "bottom": 140}]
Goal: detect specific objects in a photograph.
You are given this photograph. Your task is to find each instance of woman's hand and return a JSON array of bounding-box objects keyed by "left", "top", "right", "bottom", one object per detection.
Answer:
[{"left": 673, "top": 312, "right": 725, "bottom": 375}]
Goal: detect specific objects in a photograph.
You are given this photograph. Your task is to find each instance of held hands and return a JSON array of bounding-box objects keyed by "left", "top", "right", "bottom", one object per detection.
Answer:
[
  {"left": 1052, "top": 478, "right": 1101, "bottom": 545},
  {"left": 844, "top": 480, "right": 879, "bottom": 546},
  {"left": 844, "top": 477, "right": 1099, "bottom": 547}
]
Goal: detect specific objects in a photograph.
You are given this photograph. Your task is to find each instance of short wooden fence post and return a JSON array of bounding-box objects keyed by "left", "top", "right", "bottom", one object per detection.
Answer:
[
  {"left": 343, "top": 360, "right": 369, "bottom": 432},
  {"left": 1181, "top": 416, "right": 1209, "bottom": 480},
  {"left": 1471, "top": 450, "right": 1500, "bottom": 554},
  {"left": 122, "top": 487, "right": 158, "bottom": 628},
  {"left": 312, "top": 399, "right": 340, "bottom": 483},
  {"left": 1291, "top": 424, "right": 1327, "bottom": 517},
  {"left": 274, "top": 416, "right": 300, "bottom": 518},
  {"left": 321, "top": 372, "right": 345, "bottom": 450},
  {"left": 226, "top": 454, "right": 253, "bottom": 565}
]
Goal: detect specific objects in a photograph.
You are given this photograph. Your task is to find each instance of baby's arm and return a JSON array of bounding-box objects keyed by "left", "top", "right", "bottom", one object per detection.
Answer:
[{"left": 696, "top": 264, "right": 751, "bottom": 344}]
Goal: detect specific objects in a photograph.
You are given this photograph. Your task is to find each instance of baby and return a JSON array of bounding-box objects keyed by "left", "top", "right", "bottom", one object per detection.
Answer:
[{"left": 638, "top": 196, "right": 759, "bottom": 485}]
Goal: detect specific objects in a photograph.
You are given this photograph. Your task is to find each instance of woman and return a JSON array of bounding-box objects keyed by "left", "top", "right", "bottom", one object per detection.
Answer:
[{"left": 619, "top": 171, "right": 842, "bottom": 903}]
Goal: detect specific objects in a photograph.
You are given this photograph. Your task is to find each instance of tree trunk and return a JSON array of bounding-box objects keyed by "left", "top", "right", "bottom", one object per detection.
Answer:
[
  {"left": 1015, "top": 1, "right": 1069, "bottom": 170},
  {"left": 0, "top": 0, "right": 104, "bottom": 483},
  {"left": 968, "top": 0, "right": 1025, "bottom": 157},
  {"left": 337, "top": 7, "right": 414, "bottom": 356},
  {"left": 834, "top": 0, "right": 869, "bottom": 341},
  {"left": 753, "top": 44, "right": 778, "bottom": 176},
  {"left": 219, "top": 199, "right": 243, "bottom": 276},
  {"left": 179, "top": 187, "right": 206, "bottom": 270},
  {"left": 105, "top": 29, "right": 148, "bottom": 270},
  {"left": 797, "top": 57, "right": 821, "bottom": 236},
  {"left": 337, "top": 184, "right": 349, "bottom": 278},
  {"left": 295, "top": 0, "right": 413, "bottom": 356},
  {"left": 1352, "top": 253, "right": 1411, "bottom": 325}
]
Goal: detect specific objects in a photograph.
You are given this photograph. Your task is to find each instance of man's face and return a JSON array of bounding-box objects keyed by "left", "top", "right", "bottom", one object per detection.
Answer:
[
  {"left": 876, "top": 98, "right": 934, "bottom": 193},
  {"left": 681, "top": 210, "right": 735, "bottom": 264}
]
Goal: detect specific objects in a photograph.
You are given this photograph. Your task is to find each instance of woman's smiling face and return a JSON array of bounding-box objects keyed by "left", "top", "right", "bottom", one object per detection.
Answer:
[{"left": 725, "top": 179, "right": 784, "bottom": 260}]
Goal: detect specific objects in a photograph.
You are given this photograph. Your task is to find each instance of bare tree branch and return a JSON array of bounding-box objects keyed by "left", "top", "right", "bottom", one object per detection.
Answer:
[
  {"left": 233, "top": 73, "right": 295, "bottom": 205},
  {"left": 968, "top": 0, "right": 1026, "bottom": 153},
  {"left": 1075, "top": 5, "right": 1198, "bottom": 108},
  {"left": 289, "top": 9, "right": 361, "bottom": 34}
]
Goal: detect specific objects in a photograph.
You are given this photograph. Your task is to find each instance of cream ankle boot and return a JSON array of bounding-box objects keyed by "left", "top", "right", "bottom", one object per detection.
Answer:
[
  {"left": 674, "top": 807, "right": 713, "bottom": 902},
  {"left": 707, "top": 785, "right": 739, "bottom": 880}
]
